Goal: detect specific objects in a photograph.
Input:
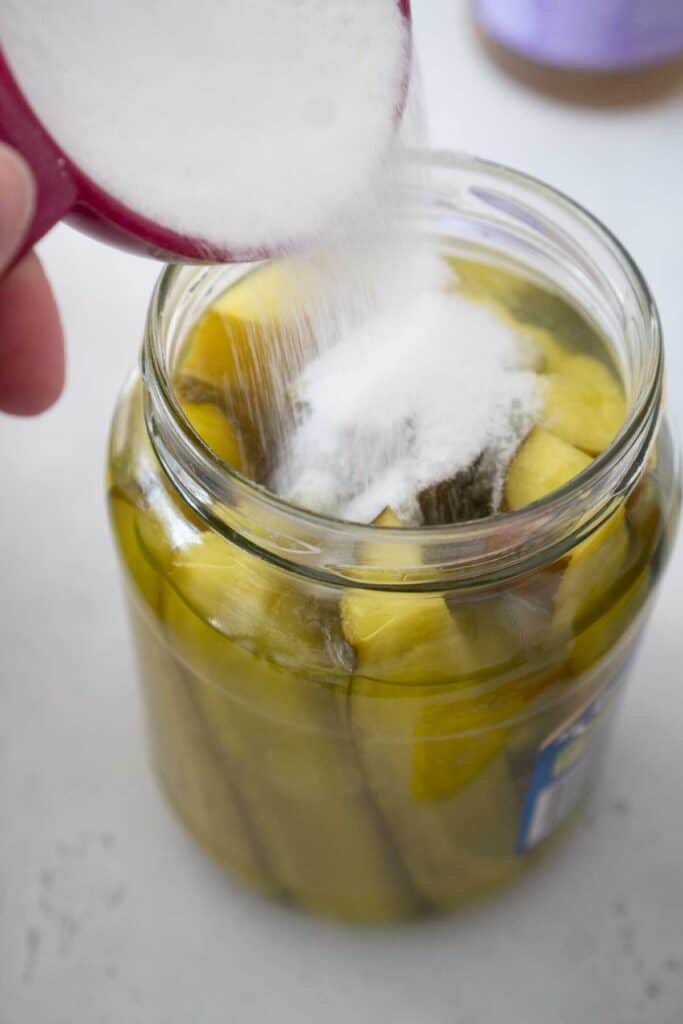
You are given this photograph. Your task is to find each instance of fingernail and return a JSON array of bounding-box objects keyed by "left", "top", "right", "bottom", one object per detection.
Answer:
[{"left": 0, "top": 144, "right": 35, "bottom": 271}]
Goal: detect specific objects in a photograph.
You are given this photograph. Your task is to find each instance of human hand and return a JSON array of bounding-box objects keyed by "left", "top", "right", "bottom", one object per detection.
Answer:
[{"left": 0, "top": 142, "right": 64, "bottom": 415}]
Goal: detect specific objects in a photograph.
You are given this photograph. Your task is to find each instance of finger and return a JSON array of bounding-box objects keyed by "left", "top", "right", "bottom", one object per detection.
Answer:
[
  {"left": 0, "top": 143, "right": 35, "bottom": 273},
  {"left": 0, "top": 252, "right": 65, "bottom": 416}
]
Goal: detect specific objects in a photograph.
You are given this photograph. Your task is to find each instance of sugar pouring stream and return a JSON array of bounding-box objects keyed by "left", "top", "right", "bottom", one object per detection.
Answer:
[{"left": 0, "top": 0, "right": 411, "bottom": 266}]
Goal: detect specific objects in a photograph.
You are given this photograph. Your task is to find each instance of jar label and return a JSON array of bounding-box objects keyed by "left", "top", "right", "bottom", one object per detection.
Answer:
[{"left": 516, "top": 683, "right": 621, "bottom": 852}]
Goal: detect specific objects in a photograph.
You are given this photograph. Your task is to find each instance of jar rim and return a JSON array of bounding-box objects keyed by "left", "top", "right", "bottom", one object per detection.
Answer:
[{"left": 143, "top": 149, "right": 663, "bottom": 590}]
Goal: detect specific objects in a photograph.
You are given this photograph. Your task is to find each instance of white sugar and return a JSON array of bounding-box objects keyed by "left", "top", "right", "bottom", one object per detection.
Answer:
[
  {"left": 274, "top": 251, "right": 541, "bottom": 523},
  {"left": 0, "top": 1, "right": 407, "bottom": 252}
]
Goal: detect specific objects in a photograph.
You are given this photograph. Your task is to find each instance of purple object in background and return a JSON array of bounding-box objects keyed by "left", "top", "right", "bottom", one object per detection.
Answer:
[{"left": 475, "top": 0, "right": 683, "bottom": 70}]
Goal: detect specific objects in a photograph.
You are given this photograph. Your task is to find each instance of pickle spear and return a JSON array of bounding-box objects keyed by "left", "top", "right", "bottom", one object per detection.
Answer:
[
  {"left": 505, "top": 428, "right": 631, "bottom": 637},
  {"left": 175, "top": 262, "right": 318, "bottom": 482},
  {"left": 541, "top": 354, "right": 626, "bottom": 456},
  {"left": 108, "top": 490, "right": 165, "bottom": 613},
  {"left": 130, "top": 604, "right": 275, "bottom": 894},
  {"left": 108, "top": 490, "right": 273, "bottom": 893},
  {"left": 345, "top": 510, "right": 522, "bottom": 910},
  {"left": 177, "top": 262, "right": 313, "bottom": 394},
  {"left": 163, "top": 532, "right": 419, "bottom": 922},
  {"left": 348, "top": 645, "right": 523, "bottom": 909},
  {"left": 178, "top": 397, "right": 249, "bottom": 472},
  {"left": 571, "top": 569, "right": 651, "bottom": 674}
]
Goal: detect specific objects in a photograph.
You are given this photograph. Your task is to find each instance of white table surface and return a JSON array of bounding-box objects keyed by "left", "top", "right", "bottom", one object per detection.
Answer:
[{"left": 2, "top": 4, "right": 683, "bottom": 1022}]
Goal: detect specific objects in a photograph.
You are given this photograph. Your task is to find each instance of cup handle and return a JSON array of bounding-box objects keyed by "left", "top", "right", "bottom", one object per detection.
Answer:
[{"left": 0, "top": 66, "right": 78, "bottom": 267}]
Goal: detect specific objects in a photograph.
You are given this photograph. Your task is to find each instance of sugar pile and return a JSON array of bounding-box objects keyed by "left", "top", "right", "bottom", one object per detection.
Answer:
[
  {"left": 273, "top": 250, "right": 541, "bottom": 524},
  {"left": 0, "top": 0, "right": 407, "bottom": 253}
]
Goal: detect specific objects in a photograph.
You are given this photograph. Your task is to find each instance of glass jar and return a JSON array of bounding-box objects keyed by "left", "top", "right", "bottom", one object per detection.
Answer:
[{"left": 107, "top": 152, "right": 680, "bottom": 924}]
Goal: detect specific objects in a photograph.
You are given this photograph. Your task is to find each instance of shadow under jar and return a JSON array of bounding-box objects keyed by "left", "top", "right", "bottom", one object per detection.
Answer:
[{"left": 107, "top": 152, "right": 680, "bottom": 924}]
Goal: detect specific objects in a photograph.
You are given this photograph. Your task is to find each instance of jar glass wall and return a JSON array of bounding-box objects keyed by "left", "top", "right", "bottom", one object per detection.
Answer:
[{"left": 107, "top": 152, "right": 680, "bottom": 923}]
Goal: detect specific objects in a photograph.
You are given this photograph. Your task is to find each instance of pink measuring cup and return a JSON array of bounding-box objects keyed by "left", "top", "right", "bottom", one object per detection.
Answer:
[{"left": 0, "top": 0, "right": 411, "bottom": 266}]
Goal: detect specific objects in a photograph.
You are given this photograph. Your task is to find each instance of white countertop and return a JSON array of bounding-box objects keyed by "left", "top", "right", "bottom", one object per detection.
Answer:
[{"left": 1, "top": 3, "right": 682, "bottom": 1022}]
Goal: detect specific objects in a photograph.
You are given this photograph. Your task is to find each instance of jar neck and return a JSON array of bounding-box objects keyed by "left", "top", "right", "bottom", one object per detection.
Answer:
[{"left": 142, "top": 151, "right": 663, "bottom": 591}]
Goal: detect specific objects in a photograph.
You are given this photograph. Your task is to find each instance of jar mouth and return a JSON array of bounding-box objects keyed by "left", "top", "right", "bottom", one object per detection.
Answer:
[{"left": 143, "top": 149, "right": 663, "bottom": 590}]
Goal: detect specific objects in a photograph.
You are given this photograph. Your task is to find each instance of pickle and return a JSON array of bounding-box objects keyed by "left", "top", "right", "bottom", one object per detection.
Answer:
[
  {"left": 178, "top": 398, "right": 247, "bottom": 472},
  {"left": 450, "top": 258, "right": 599, "bottom": 354},
  {"left": 509, "top": 568, "right": 652, "bottom": 804},
  {"left": 541, "top": 354, "right": 626, "bottom": 456},
  {"left": 130, "top": 605, "right": 274, "bottom": 894},
  {"left": 164, "top": 532, "right": 349, "bottom": 674},
  {"left": 108, "top": 490, "right": 272, "bottom": 893},
  {"left": 449, "top": 257, "right": 536, "bottom": 315},
  {"left": 344, "top": 510, "right": 522, "bottom": 909},
  {"left": 108, "top": 491, "right": 164, "bottom": 613},
  {"left": 350, "top": 671, "right": 523, "bottom": 909},
  {"left": 176, "top": 263, "right": 317, "bottom": 483},
  {"left": 346, "top": 509, "right": 475, "bottom": 680},
  {"left": 412, "top": 695, "right": 514, "bottom": 799},
  {"left": 627, "top": 470, "right": 663, "bottom": 569},
  {"left": 554, "top": 508, "right": 630, "bottom": 635},
  {"left": 163, "top": 533, "right": 418, "bottom": 921},
  {"left": 359, "top": 506, "right": 421, "bottom": 575},
  {"left": 505, "top": 427, "right": 631, "bottom": 635},
  {"left": 342, "top": 590, "right": 467, "bottom": 686},
  {"left": 451, "top": 256, "right": 626, "bottom": 455},
  {"left": 505, "top": 427, "right": 592, "bottom": 510},
  {"left": 524, "top": 326, "right": 571, "bottom": 373},
  {"left": 178, "top": 263, "right": 312, "bottom": 389},
  {"left": 177, "top": 262, "right": 314, "bottom": 421},
  {"left": 571, "top": 569, "right": 651, "bottom": 674}
]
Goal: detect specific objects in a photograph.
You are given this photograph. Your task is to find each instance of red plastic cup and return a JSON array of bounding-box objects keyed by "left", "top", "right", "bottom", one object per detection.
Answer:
[{"left": 0, "top": 0, "right": 411, "bottom": 266}]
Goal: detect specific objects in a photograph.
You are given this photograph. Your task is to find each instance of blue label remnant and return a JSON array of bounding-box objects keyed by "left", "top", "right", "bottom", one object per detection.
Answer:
[{"left": 517, "top": 685, "right": 621, "bottom": 854}]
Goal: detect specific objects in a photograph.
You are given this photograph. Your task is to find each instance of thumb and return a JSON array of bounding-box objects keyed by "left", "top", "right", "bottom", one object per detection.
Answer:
[{"left": 0, "top": 143, "right": 34, "bottom": 274}]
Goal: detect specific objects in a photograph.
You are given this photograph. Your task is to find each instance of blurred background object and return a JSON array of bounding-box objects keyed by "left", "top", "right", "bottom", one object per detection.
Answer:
[{"left": 474, "top": 0, "right": 683, "bottom": 105}]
